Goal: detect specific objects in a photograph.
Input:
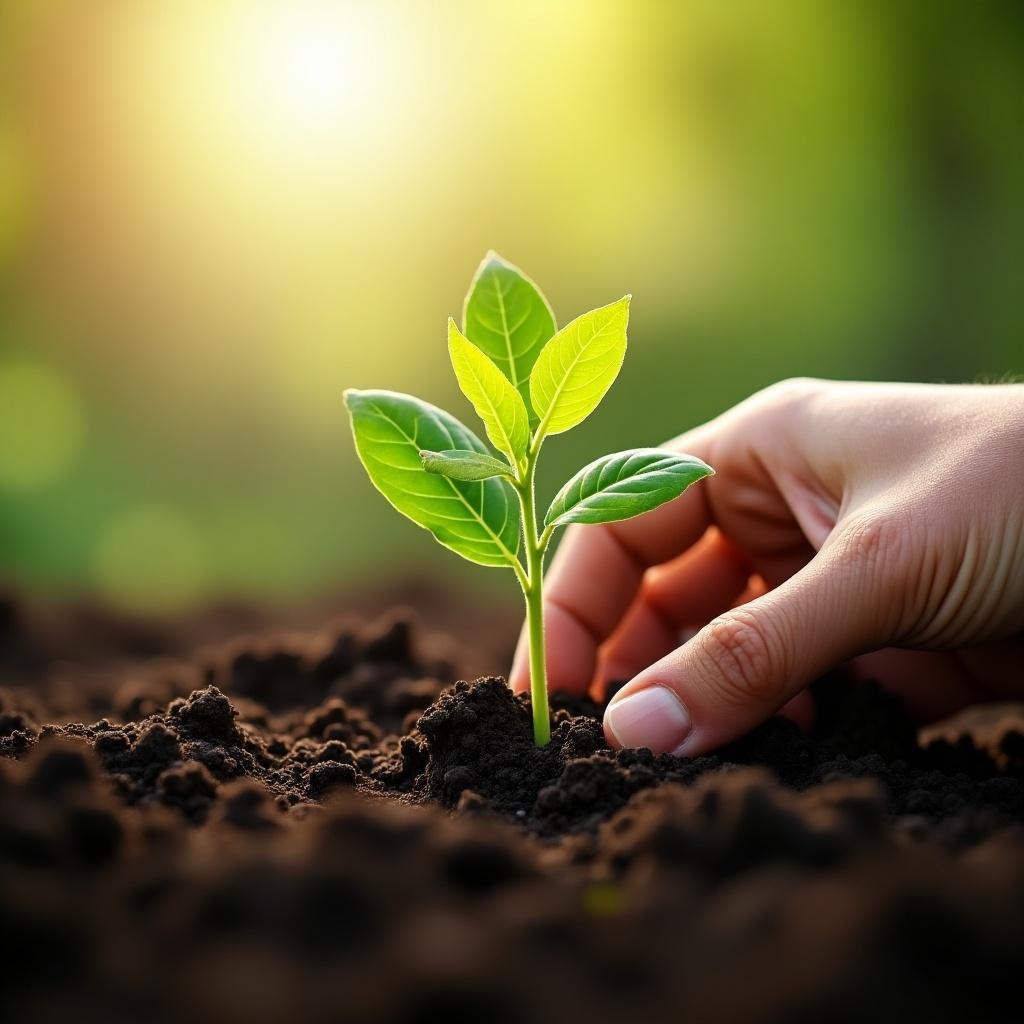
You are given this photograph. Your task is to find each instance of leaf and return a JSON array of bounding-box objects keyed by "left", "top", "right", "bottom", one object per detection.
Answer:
[
  {"left": 420, "top": 449, "right": 513, "bottom": 482},
  {"left": 462, "top": 251, "right": 556, "bottom": 421},
  {"left": 344, "top": 389, "right": 520, "bottom": 568},
  {"left": 447, "top": 320, "right": 530, "bottom": 464},
  {"left": 545, "top": 448, "right": 713, "bottom": 529},
  {"left": 529, "top": 296, "right": 630, "bottom": 439}
]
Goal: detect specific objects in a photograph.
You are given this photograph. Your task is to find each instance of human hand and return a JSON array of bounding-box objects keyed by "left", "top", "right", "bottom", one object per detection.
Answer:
[{"left": 509, "top": 380, "right": 1024, "bottom": 755}]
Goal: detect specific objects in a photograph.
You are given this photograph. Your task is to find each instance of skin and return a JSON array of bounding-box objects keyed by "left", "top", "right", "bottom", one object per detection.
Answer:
[{"left": 509, "top": 380, "right": 1024, "bottom": 756}]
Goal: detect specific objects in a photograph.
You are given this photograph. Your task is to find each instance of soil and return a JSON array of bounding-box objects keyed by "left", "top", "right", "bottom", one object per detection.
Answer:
[{"left": 2, "top": 586, "right": 1024, "bottom": 1023}]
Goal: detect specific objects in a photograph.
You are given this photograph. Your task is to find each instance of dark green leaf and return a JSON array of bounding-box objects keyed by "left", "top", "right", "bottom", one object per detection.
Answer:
[{"left": 545, "top": 448, "right": 713, "bottom": 528}]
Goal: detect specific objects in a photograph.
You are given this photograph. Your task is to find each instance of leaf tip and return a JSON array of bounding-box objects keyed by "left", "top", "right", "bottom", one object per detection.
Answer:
[
  {"left": 470, "top": 250, "right": 507, "bottom": 284},
  {"left": 447, "top": 318, "right": 467, "bottom": 355}
]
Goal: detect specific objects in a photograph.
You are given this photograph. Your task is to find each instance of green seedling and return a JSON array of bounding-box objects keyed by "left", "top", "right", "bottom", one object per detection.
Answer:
[{"left": 344, "top": 254, "right": 713, "bottom": 746}]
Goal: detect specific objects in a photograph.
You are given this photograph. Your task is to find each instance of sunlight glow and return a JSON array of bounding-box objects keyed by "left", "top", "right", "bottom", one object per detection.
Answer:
[
  {"left": 272, "top": 25, "right": 364, "bottom": 122},
  {"left": 232, "top": 3, "right": 397, "bottom": 142}
]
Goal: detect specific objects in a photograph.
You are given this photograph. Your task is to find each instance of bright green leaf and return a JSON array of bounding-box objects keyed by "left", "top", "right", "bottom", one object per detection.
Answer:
[
  {"left": 344, "top": 389, "right": 520, "bottom": 568},
  {"left": 462, "top": 252, "right": 556, "bottom": 421},
  {"left": 529, "top": 296, "right": 630, "bottom": 439},
  {"left": 448, "top": 320, "right": 530, "bottom": 464},
  {"left": 545, "top": 447, "right": 713, "bottom": 529},
  {"left": 420, "top": 449, "right": 513, "bottom": 481}
]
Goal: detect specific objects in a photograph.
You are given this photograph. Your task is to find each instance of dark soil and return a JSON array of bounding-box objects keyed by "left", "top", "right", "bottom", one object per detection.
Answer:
[{"left": 2, "top": 588, "right": 1024, "bottom": 1023}]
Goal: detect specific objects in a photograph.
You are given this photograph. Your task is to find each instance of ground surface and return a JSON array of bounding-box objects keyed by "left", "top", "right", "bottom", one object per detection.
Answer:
[{"left": 2, "top": 587, "right": 1024, "bottom": 1023}]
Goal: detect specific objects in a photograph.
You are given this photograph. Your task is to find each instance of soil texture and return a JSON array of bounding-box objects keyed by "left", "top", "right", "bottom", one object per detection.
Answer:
[{"left": 2, "top": 589, "right": 1024, "bottom": 1023}]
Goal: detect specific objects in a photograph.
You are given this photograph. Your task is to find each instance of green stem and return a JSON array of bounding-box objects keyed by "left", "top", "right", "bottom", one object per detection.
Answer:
[
  {"left": 517, "top": 456, "right": 550, "bottom": 746},
  {"left": 524, "top": 569, "right": 549, "bottom": 746}
]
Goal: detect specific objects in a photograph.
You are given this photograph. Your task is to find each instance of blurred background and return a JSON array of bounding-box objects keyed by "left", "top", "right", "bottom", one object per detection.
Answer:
[{"left": 1, "top": 0, "right": 1022, "bottom": 616}]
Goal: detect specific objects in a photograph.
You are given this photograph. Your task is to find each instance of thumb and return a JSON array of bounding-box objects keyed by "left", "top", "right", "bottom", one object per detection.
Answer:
[{"left": 603, "top": 525, "right": 891, "bottom": 755}]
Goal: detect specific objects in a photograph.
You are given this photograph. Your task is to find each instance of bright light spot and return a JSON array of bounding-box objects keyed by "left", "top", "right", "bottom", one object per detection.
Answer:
[
  {"left": 94, "top": 506, "right": 206, "bottom": 614},
  {"left": 225, "top": 2, "right": 400, "bottom": 143},
  {"left": 0, "top": 359, "right": 84, "bottom": 491},
  {"left": 270, "top": 22, "right": 368, "bottom": 124}
]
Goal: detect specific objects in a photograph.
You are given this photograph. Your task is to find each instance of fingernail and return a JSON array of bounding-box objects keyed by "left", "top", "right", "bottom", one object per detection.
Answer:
[{"left": 605, "top": 686, "right": 692, "bottom": 754}]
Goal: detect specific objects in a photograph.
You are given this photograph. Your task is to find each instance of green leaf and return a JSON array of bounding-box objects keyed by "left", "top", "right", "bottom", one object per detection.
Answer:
[
  {"left": 545, "top": 448, "right": 713, "bottom": 529},
  {"left": 529, "top": 296, "right": 630, "bottom": 439},
  {"left": 462, "top": 251, "right": 556, "bottom": 421},
  {"left": 344, "top": 389, "right": 520, "bottom": 568},
  {"left": 420, "top": 449, "right": 513, "bottom": 482},
  {"left": 447, "top": 319, "right": 530, "bottom": 465}
]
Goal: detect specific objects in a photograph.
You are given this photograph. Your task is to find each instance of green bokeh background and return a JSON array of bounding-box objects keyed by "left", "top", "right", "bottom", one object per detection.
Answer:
[{"left": 1, "top": 0, "right": 1022, "bottom": 613}]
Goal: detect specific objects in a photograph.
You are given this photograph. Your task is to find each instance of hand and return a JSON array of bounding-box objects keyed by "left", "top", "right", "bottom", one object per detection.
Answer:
[{"left": 509, "top": 379, "right": 1024, "bottom": 756}]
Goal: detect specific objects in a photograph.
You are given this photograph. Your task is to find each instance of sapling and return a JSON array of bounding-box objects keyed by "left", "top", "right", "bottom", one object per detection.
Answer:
[{"left": 344, "top": 253, "right": 713, "bottom": 746}]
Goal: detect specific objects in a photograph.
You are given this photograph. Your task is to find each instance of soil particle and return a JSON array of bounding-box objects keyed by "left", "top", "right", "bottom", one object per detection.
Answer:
[
  {"left": 215, "top": 780, "right": 282, "bottom": 831},
  {"left": 306, "top": 759, "right": 358, "bottom": 797},
  {"left": 168, "top": 685, "right": 242, "bottom": 744},
  {"left": 156, "top": 760, "right": 219, "bottom": 816}
]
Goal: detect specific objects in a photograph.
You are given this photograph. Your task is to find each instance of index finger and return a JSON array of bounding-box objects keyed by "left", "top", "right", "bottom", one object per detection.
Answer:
[{"left": 509, "top": 427, "right": 716, "bottom": 696}]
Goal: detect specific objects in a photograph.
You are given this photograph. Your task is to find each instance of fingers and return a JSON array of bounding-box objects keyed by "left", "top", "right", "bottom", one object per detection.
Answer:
[
  {"left": 595, "top": 542, "right": 813, "bottom": 744},
  {"left": 597, "top": 530, "right": 752, "bottom": 690},
  {"left": 603, "top": 530, "right": 886, "bottom": 755},
  {"left": 509, "top": 430, "right": 715, "bottom": 696},
  {"left": 509, "top": 381, "right": 838, "bottom": 703}
]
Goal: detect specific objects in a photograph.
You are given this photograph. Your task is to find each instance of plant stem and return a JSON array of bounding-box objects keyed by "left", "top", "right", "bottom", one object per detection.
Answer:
[{"left": 517, "top": 455, "right": 550, "bottom": 746}]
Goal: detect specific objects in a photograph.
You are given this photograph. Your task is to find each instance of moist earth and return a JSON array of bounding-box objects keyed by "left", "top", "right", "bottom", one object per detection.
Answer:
[{"left": 2, "top": 592, "right": 1023, "bottom": 1023}]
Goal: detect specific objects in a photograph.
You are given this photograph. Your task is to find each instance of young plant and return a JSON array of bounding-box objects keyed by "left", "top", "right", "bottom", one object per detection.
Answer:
[{"left": 344, "top": 253, "right": 713, "bottom": 746}]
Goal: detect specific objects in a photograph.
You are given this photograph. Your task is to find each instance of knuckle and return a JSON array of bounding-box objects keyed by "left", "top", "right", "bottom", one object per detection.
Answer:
[
  {"left": 697, "top": 608, "right": 789, "bottom": 707},
  {"left": 834, "top": 511, "right": 908, "bottom": 575},
  {"left": 735, "top": 378, "right": 823, "bottom": 437},
  {"left": 758, "top": 377, "right": 821, "bottom": 411}
]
